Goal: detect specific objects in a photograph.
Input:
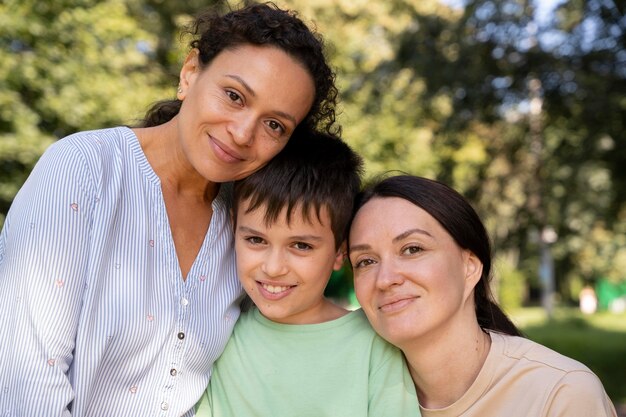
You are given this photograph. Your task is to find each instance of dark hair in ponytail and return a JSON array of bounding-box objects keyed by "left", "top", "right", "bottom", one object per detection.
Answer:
[
  {"left": 141, "top": 2, "right": 338, "bottom": 135},
  {"left": 351, "top": 174, "right": 522, "bottom": 337}
]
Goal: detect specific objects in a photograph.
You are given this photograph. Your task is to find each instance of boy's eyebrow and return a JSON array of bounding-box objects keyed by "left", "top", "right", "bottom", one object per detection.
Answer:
[
  {"left": 237, "top": 225, "right": 324, "bottom": 242},
  {"left": 237, "top": 225, "right": 263, "bottom": 235},
  {"left": 290, "top": 234, "right": 324, "bottom": 243}
]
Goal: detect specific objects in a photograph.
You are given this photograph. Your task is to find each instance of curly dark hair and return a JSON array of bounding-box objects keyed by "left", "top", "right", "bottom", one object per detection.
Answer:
[{"left": 142, "top": 2, "right": 339, "bottom": 135}]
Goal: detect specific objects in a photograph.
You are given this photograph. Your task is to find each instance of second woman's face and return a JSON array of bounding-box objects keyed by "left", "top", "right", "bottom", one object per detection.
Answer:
[
  {"left": 177, "top": 44, "right": 316, "bottom": 182},
  {"left": 349, "top": 197, "right": 480, "bottom": 347}
]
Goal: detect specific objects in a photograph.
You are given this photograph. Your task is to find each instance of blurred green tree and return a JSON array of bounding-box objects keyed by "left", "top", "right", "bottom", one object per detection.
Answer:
[
  {"left": 1, "top": 0, "right": 624, "bottom": 303},
  {"left": 282, "top": 0, "right": 626, "bottom": 302}
]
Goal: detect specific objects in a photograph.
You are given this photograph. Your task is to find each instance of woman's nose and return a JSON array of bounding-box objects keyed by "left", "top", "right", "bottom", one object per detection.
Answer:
[
  {"left": 228, "top": 113, "right": 255, "bottom": 147},
  {"left": 375, "top": 259, "right": 404, "bottom": 290}
]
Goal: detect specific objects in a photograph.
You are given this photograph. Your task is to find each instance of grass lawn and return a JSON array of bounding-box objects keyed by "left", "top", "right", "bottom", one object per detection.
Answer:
[{"left": 508, "top": 307, "right": 626, "bottom": 406}]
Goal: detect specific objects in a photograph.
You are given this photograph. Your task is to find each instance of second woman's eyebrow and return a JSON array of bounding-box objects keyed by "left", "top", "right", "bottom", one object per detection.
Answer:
[
  {"left": 350, "top": 227, "right": 434, "bottom": 254},
  {"left": 392, "top": 228, "right": 433, "bottom": 243}
]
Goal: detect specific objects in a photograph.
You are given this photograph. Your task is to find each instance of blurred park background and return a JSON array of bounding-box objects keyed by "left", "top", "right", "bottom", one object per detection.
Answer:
[{"left": 1, "top": 0, "right": 625, "bottom": 411}]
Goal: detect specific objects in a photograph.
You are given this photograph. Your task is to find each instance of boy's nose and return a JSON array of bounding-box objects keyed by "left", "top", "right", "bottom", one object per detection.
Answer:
[{"left": 261, "top": 250, "right": 288, "bottom": 277}]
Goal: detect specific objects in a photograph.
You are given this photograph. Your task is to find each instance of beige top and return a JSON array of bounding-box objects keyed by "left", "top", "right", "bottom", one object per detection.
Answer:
[{"left": 420, "top": 331, "right": 617, "bottom": 417}]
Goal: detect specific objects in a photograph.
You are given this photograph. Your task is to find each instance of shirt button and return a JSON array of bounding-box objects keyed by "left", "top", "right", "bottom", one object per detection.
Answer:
[
  {"left": 161, "top": 402, "right": 169, "bottom": 411},
  {"left": 177, "top": 332, "right": 185, "bottom": 340},
  {"left": 181, "top": 297, "right": 189, "bottom": 306},
  {"left": 170, "top": 368, "right": 177, "bottom": 376}
]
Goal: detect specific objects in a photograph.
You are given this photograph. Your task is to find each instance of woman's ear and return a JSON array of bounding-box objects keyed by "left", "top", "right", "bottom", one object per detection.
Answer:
[
  {"left": 463, "top": 250, "right": 483, "bottom": 298},
  {"left": 178, "top": 48, "right": 201, "bottom": 100}
]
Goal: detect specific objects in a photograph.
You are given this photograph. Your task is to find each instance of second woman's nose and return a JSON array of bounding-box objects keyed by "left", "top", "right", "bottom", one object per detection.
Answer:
[{"left": 375, "top": 259, "right": 404, "bottom": 290}]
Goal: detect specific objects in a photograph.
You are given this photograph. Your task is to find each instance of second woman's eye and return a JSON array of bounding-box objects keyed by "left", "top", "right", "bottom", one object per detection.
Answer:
[
  {"left": 352, "top": 257, "right": 375, "bottom": 269},
  {"left": 402, "top": 245, "right": 423, "bottom": 255}
]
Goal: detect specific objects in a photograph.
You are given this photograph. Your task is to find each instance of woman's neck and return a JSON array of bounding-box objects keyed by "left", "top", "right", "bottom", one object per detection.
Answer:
[
  {"left": 402, "top": 322, "right": 491, "bottom": 410},
  {"left": 134, "top": 120, "right": 218, "bottom": 203}
]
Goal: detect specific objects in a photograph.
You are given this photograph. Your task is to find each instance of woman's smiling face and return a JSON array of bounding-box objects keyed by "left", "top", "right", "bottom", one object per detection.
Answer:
[
  {"left": 176, "top": 44, "right": 315, "bottom": 183},
  {"left": 349, "top": 196, "right": 480, "bottom": 347}
]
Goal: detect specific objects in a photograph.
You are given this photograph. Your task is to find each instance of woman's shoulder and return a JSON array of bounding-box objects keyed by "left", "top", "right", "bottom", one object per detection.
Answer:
[
  {"left": 48, "top": 126, "right": 154, "bottom": 181},
  {"left": 57, "top": 126, "right": 136, "bottom": 153},
  {"left": 485, "top": 332, "right": 616, "bottom": 416},
  {"left": 492, "top": 331, "right": 592, "bottom": 374}
]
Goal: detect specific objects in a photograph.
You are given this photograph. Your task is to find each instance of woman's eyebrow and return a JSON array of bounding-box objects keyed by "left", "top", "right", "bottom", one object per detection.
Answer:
[
  {"left": 392, "top": 228, "right": 432, "bottom": 243},
  {"left": 225, "top": 74, "right": 297, "bottom": 125}
]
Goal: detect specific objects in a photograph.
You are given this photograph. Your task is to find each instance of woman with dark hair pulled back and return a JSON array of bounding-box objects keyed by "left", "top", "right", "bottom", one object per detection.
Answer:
[{"left": 348, "top": 174, "right": 617, "bottom": 417}]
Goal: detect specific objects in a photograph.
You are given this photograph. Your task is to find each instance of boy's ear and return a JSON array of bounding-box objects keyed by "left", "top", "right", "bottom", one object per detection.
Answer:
[{"left": 333, "top": 241, "right": 347, "bottom": 271}]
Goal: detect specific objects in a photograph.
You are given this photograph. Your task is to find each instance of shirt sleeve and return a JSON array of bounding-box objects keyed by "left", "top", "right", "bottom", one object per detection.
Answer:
[
  {"left": 367, "top": 336, "right": 422, "bottom": 417},
  {"left": 543, "top": 370, "right": 618, "bottom": 417},
  {"left": 194, "top": 387, "right": 214, "bottom": 417},
  {"left": 0, "top": 140, "right": 95, "bottom": 416}
]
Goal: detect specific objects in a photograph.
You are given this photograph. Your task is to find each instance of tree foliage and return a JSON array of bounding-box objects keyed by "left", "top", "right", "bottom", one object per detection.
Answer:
[
  {"left": 1, "top": 0, "right": 624, "bottom": 302},
  {"left": 282, "top": 0, "right": 626, "bottom": 301}
]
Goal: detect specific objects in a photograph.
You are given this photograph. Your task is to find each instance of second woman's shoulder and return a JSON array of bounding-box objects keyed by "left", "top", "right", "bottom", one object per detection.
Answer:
[{"left": 494, "top": 332, "right": 592, "bottom": 373}]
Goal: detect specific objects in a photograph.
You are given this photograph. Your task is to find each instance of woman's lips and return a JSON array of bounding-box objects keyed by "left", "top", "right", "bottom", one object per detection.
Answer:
[
  {"left": 378, "top": 296, "right": 418, "bottom": 313},
  {"left": 209, "top": 136, "right": 245, "bottom": 163}
]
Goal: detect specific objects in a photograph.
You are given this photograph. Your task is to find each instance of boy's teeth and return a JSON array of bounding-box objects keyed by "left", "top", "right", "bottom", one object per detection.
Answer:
[{"left": 262, "top": 284, "right": 290, "bottom": 293}]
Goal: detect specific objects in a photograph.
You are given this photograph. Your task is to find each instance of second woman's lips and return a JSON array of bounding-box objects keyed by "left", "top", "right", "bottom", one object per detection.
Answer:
[{"left": 378, "top": 295, "right": 418, "bottom": 313}]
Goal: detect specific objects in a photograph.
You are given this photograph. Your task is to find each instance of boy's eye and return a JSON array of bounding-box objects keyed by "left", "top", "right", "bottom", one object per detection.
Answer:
[
  {"left": 245, "top": 236, "right": 265, "bottom": 245},
  {"left": 293, "top": 242, "right": 312, "bottom": 251}
]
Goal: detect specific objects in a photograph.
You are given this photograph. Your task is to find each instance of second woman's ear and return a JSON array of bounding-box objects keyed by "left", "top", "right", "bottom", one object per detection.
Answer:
[{"left": 463, "top": 250, "right": 483, "bottom": 296}]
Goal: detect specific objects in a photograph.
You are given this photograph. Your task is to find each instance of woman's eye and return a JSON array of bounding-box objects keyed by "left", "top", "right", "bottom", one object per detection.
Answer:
[
  {"left": 226, "top": 90, "right": 242, "bottom": 103},
  {"left": 403, "top": 245, "right": 423, "bottom": 255},
  {"left": 353, "top": 258, "right": 375, "bottom": 269},
  {"left": 266, "top": 120, "right": 285, "bottom": 135}
]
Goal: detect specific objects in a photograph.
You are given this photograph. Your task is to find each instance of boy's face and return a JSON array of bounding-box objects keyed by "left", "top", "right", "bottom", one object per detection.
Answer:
[{"left": 235, "top": 200, "right": 345, "bottom": 324}]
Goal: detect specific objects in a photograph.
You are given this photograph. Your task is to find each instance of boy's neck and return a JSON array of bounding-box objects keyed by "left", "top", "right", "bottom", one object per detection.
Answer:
[{"left": 260, "top": 298, "right": 350, "bottom": 325}]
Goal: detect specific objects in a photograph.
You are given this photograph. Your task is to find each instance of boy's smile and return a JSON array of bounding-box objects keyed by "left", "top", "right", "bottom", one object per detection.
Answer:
[
  {"left": 257, "top": 282, "right": 296, "bottom": 299},
  {"left": 235, "top": 200, "right": 347, "bottom": 324}
]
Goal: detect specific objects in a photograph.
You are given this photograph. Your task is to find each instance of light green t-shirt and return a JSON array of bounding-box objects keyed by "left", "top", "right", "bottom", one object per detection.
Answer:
[{"left": 195, "top": 308, "right": 420, "bottom": 417}]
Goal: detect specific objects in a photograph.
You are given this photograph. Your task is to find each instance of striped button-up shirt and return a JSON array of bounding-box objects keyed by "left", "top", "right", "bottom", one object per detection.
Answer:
[{"left": 0, "top": 127, "right": 243, "bottom": 417}]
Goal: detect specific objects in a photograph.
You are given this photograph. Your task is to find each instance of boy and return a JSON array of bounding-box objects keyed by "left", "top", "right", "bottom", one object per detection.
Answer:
[{"left": 195, "top": 129, "right": 420, "bottom": 416}]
